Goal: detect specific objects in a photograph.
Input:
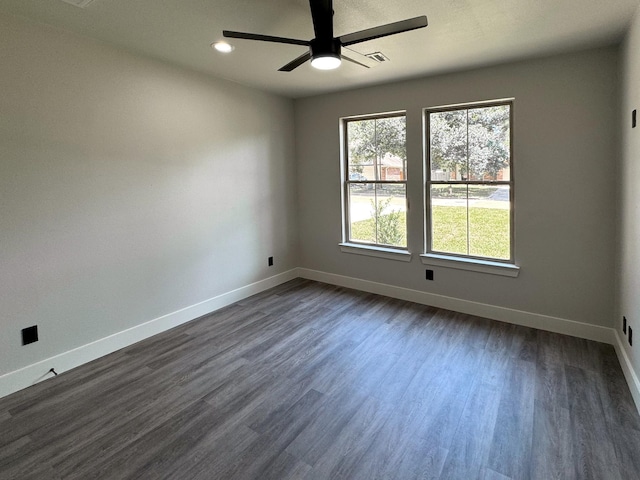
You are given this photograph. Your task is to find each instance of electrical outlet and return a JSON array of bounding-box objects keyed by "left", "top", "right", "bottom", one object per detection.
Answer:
[
  {"left": 22, "top": 325, "right": 38, "bottom": 345},
  {"left": 268, "top": 256, "right": 274, "bottom": 267},
  {"left": 629, "top": 326, "right": 633, "bottom": 346},
  {"left": 425, "top": 269, "right": 434, "bottom": 281},
  {"left": 624, "top": 316, "right": 627, "bottom": 334}
]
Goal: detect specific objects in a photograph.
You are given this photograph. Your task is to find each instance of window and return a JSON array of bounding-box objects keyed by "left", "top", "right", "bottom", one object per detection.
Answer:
[
  {"left": 425, "top": 100, "right": 513, "bottom": 264},
  {"left": 342, "top": 113, "right": 407, "bottom": 250}
]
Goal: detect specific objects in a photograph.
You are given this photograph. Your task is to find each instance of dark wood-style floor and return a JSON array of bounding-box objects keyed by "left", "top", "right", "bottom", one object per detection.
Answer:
[{"left": 1, "top": 279, "right": 640, "bottom": 479}]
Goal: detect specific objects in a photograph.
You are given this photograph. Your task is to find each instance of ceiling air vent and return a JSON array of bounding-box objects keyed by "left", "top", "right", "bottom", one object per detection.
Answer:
[
  {"left": 365, "top": 52, "right": 390, "bottom": 63},
  {"left": 60, "top": 0, "right": 97, "bottom": 7}
]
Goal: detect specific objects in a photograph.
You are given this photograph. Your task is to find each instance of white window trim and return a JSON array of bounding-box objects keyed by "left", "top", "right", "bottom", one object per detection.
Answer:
[
  {"left": 341, "top": 111, "right": 409, "bottom": 252},
  {"left": 424, "top": 99, "right": 516, "bottom": 267},
  {"left": 420, "top": 253, "right": 520, "bottom": 277},
  {"left": 340, "top": 242, "right": 413, "bottom": 262}
]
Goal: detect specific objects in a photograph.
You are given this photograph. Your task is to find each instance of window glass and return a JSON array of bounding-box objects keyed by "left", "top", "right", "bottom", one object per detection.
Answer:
[
  {"left": 344, "top": 114, "right": 407, "bottom": 249},
  {"left": 427, "top": 102, "right": 513, "bottom": 262}
]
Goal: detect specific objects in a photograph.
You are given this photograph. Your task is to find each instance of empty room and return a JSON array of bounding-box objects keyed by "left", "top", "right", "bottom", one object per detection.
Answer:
[{"left": 2, "top": 0, "right": 640, "bottom": 478}]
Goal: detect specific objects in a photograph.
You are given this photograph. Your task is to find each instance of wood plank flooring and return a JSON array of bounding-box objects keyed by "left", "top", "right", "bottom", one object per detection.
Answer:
[{"left": 1, "top": 279, "right": 639, "bottom": 479}]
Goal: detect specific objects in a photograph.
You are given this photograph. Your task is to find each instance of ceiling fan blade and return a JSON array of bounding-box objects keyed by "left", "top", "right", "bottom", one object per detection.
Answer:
[
  {"left": 342, "top": 55, "right": 370, "bottom": 69},
  {"left": 223, "top": 30, "right": 309, "bottom": 46},
  {"left": 342, "top": 47, "right": 379, "bottom": 68},
  {"left": 339, "top": 16, "right": 428, "bottom": 47},
  {"left": 309, "top": 0, "right": 334, "bottom": 39},
  {"left": 278, "top": 51, "right": 312, "bottom": 71}
]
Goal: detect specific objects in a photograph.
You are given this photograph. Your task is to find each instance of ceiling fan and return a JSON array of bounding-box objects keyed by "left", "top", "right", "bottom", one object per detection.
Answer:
[{"left": 222, "top": 0, "right": 427, "bottom": 71}]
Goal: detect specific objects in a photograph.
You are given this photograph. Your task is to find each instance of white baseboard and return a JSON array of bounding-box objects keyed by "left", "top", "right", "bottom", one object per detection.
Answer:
[
  {"left": 5, "top": 267, "right": 638, "bottom": 416},
  {"left": 0, "top": 269, "right": 298, "bottom": 400},
  {"left": 297, "top": 268, "right": 615, "bottom": 344},
  {"left": 613, "top": 330, "right": 640, "bottom": 413}
]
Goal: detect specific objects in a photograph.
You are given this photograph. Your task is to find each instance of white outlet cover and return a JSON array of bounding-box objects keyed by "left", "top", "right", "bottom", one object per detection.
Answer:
[{"left": 60, "top": 0, "right": 96, "bottom": 8}]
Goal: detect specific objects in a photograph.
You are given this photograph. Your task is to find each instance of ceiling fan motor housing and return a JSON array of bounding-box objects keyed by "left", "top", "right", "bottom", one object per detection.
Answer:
[{"left": 310, "top": 37, "right": 341, "bottom": 60}]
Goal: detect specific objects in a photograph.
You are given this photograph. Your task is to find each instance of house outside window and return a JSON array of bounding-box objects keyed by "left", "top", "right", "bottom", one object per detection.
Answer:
[
  {"left": 342, "top": 113, "right": 407, "bottom": 250},
  {"left": 425, "top": 100, "right": 514, "bottom": 264}
]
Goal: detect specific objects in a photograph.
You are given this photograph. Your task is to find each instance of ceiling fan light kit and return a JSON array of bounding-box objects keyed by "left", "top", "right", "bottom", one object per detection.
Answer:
[
  {"left": 311, "top": 55, "right": 341, "bottom": 70},
  {"left": 310, "top": 37, "right": 341, "bottom": 70},
  {"left": 222, "top": 0, "right": 427, "bottom": 72}
]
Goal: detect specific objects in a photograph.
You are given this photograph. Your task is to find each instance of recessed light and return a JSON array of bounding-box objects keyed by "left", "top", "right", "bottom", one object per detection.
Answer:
[{"left": 212, "top": 42, "right": 234, "bottom": 53}]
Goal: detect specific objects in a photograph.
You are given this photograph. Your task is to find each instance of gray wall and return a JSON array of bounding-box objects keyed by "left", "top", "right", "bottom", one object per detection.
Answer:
[
  {"left": 0, "top": 9, "right": 625, "bottom": 385},
  {"left": 619, "top": 8, "right": 640, "bottom": 379},
  {"left": 0, "top": 13, "right": 297, "bottom": 376},
  {"left": 296, "top": 48, "right": 618, "bottom": 328}
]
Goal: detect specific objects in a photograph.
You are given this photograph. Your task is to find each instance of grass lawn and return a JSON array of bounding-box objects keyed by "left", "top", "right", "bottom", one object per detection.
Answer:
[
  {"left": 350, "top": 212, "right": 407, "bottom": 247},
  {"left": 350, "top": 206, "right": 510, "bottom": 259}
]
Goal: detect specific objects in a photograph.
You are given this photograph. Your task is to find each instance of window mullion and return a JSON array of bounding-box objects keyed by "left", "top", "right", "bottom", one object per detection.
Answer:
[{"left": 466, "top": 109, "right": 470, "bottom": 255}]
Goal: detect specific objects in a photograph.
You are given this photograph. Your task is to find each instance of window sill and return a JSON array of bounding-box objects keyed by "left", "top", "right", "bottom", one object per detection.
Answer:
[
  {"left": 420, "top": 253, "right": 520, "bottom": 277},
  {"left": 340, "top": 243, "right": 412, "bottom": 262}
]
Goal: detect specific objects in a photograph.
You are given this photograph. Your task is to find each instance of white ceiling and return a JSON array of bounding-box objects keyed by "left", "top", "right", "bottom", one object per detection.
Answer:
[{"left": 2, "top": 0, "right": 638, "bottom": 98}]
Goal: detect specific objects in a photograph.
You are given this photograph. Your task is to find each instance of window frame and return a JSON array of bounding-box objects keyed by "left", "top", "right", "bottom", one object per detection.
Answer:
[
  {"left": 341, "top": 111, "right": 409, "bottom": 252},
  {"left": 424, "top": 99, "right": 515, "bottom": 266}
]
